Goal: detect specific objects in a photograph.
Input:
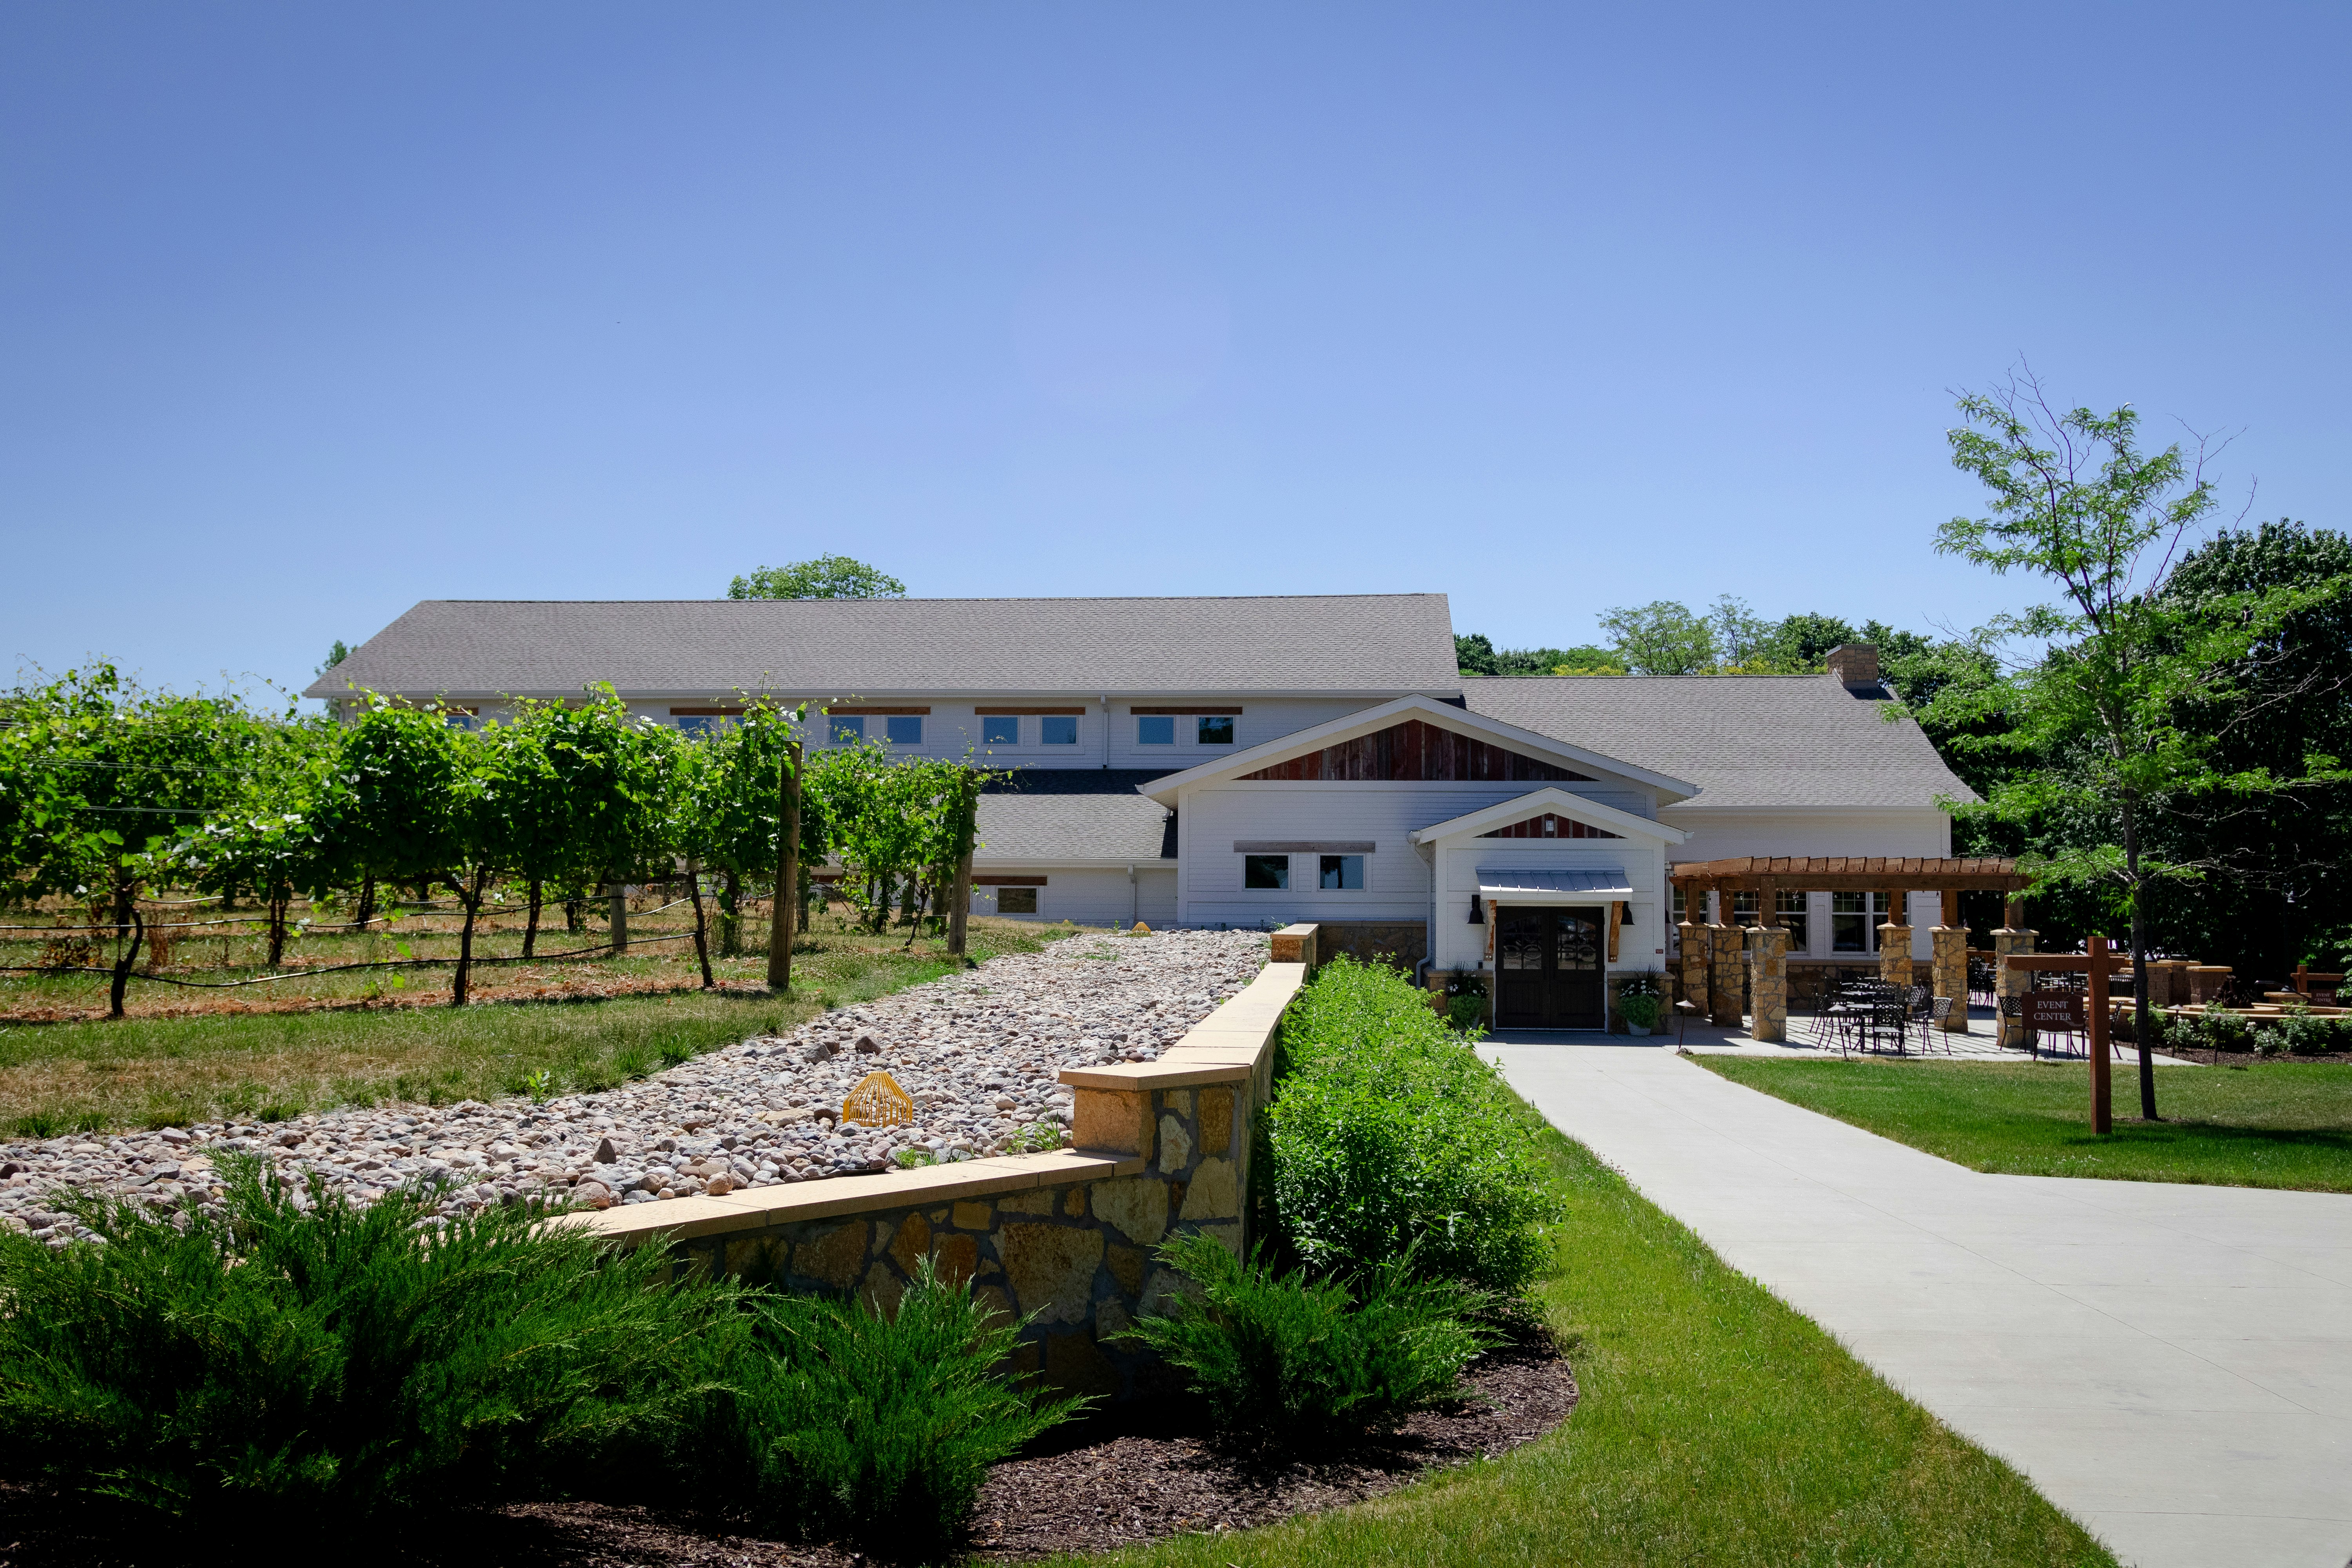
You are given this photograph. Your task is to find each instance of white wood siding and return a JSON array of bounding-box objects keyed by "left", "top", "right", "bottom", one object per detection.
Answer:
[
  {"left": 1176, "top": 781, "right": 1532, "bottom": 928},
  {"left": 969, "top": 869, "right": 1136, "bottom": 927}
]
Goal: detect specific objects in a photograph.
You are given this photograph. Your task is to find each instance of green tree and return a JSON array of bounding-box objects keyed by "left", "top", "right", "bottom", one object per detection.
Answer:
[
  {"left": 1757, "top": 612, "right": 1861, "bottom": 673},
  {"left": 2153, "top": 521, "right": 2352, "bottom": 976},
  {"left": 181, "top": 715, "right": 343, "bottom": 969},
  {"left": 803, "top": 736, "right": 987, "bottom": 938},
  {"left": 315, "top": 640, "right": 354, "bottom": 676},
  {"left": 1920, "top": 374, "right": 2348, "bottom": 1119},
  {"left": 1597, "top": 600, "right": 1716, "bottom": 674},
  {"left": 1452, "top": 635, "right": 1627, "bottom": 677},
  {"left": 728, "top": 556, "right": 907, "bottom": 600},
  {"left": 330, "top": 701, "right": 480, "bottom": 1002},
  {"left": 675, "top": 700, "right": 818, "bottom": 959},
  {"left": 0, "top": 666, "right": 251, "bottom": 1016}
]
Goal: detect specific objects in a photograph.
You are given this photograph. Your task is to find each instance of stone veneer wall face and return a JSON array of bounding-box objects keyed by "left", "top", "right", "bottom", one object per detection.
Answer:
[
  {"left": 1678, "top": 923, "right": 1708, "bottom": 1025},
  {"left": 1707, "top": 924, "right": 1744, "bottom": 1025},
  {"left": 1878, "top": 923, "right": 1915, "bottom": 988},
  {"left": 672, "top": 1079, "right": 1246, "bottom": 1402},
  {"left": 1994, "top": 927, "right": 2036, "bottom": 1049},
  {"left": 1929, "top": 926, "right": 1969, "bottom": 1031},
  {"left": 1745, "top": 926, "right": 1788, "bottom": 1042}
]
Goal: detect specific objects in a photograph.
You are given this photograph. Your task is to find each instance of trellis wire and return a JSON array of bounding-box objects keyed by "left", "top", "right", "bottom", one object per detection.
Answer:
[{"left": 0, "top": 929, "right": 699, "bottom": 989}]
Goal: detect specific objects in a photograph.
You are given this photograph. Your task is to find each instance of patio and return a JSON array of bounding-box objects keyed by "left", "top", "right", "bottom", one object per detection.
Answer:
[{"left": 1489, "top": 1005, "right": 2200, "bottom": 1065}]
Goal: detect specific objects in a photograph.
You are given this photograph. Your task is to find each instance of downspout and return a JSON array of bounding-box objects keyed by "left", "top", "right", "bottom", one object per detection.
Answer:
[
  {"left": 1127, "top": 862, "right": 1138, "bottom": 928},
  {"left": 1102, "top": 694, "right": 1112, "bottom": 769}
]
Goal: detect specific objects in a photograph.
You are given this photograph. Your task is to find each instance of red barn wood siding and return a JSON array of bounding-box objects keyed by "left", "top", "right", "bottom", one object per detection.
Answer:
[
  {"left": 1480, "top": 813, "right": 1620, "bottom": 839},
  {"left": 1237, "top": 720, "right": 1595, "bottom": 783}
]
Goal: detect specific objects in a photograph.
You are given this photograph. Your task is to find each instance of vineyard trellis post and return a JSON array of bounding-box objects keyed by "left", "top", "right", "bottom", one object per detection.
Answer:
[
  {"left": 766, "top": 738, "right": 802, "bottom": 992},
  {"left": 947, "top": 768, "right": 980, "bottom": 956}
]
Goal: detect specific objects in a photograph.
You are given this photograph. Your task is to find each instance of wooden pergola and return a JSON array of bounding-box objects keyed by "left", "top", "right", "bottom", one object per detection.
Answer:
[{"left": 1668, "top": 856, "right": 2035, "bottom": 928}]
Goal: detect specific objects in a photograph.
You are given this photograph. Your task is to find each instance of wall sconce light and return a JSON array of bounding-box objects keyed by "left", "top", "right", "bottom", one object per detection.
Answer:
[{"left": 1467, "top": 895, "right": 1484, "bottom": 924}]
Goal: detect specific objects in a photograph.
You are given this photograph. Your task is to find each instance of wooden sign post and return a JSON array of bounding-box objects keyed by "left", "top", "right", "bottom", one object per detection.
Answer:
[{"left": 2002, "top": 934, "right": 2131, "bottom": 1134}]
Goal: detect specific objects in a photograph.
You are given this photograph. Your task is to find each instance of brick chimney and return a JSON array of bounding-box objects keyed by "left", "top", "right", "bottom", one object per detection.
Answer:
[{"left": 1825, "top": 644, "right": 1881, "bottom": 692}]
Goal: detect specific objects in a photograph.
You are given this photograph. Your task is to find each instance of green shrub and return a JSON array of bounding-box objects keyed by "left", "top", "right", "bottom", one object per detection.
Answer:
[
  {"left": 1445, "top": 994, "right": 1488, "bottom": 1034},
  {"left": 0, "top": 1155, "right": 740, "bottom": 1534},
  {"left": 1270, "top": 957, "right": 1560, "bottom": 1294},
  {"left": 1121, "top": 1232, "right": 1493, "bottom": 1447},
  {"left": 1617, "top": 991, "right": 1662, "bottom": 1030},
  {"left": 2192, "top": 1005, "right": 2254, "bottom": 1054},
  {"left": 1282, "top": 954, "right": 1468, "bottom": 1073},
  {"left": 2275, "top": 1010, "right": 2346, "bottom": 1056},
  {"left": 714, "top": 1259, "right": 1086, "bottom": 1557}
]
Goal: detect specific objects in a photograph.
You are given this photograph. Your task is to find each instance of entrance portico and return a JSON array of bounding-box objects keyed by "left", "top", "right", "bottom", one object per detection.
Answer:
[{"left": 1413, "top": 788, "right": 1689, "bottom": 1031}]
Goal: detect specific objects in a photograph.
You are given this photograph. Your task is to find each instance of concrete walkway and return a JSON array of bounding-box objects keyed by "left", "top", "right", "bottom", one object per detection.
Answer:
[{"left": 1492, "top": 1041, "right": 2352, "bottom": 1568}]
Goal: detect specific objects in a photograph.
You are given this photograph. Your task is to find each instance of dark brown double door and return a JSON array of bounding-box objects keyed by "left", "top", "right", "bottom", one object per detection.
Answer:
[{"left": 1496, "top": 906, "right": 1605, "bottom": 1029}]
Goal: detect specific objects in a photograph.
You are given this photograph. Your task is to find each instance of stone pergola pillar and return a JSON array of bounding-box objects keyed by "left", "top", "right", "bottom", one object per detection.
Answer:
[
  {"left": 1677, "top": 918, "right": 1708, "bottom": 1018},
  {"left": 1708, "top": 920, "right": 1744, "bottom": 1027},
  {"left": 1747, "top": 925, "right": 1788, "bottom": 1042},
  {"left": 1994, "top": 922, "right": 2037, "bottom": 1050},
  {"left": 1929, "top": 924, "right": 1969, "bottom": 1033},
  {"left": 1877, "top": 890, "right": 1913, "bottom": 989}
]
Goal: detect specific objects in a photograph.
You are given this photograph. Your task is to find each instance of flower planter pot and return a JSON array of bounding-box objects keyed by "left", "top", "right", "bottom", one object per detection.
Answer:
[{"left": 1626, "top": 1023, "right": 1651, "bottom": 1037}]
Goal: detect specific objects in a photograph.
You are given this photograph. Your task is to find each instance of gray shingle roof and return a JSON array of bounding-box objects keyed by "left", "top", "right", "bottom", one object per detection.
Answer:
[
  {"left": 1463, "top": 675, "right": 1973, "bottom": 812},
  {"left": 302, "top": 596, "right": 1459, "bottom": 700},
  {"left": 975, "top": 775, "right": 1174, "bottom": 863}
]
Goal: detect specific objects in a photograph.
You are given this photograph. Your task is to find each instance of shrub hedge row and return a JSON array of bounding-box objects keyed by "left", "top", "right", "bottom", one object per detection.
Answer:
[{"left": 1268, "top": 956, "right": 1560, "bottom": 1295}]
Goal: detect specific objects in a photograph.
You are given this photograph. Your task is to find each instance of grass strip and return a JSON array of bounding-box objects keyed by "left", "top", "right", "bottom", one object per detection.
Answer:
[
  {"left": 0, "top": 918, "right": 1066, "bottom": 1136},
  {"left": 1696, "top": 1056, "right": 2352, "bottom": 1192},
  {"left": 1046, "top": 1109, "right": 2113, "bottom": 1568}
]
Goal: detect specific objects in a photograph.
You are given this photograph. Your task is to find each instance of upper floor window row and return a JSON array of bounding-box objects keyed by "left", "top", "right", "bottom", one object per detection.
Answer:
[
  {"left": 1135, "top": 709, "right": 1239, "bottom": 746},
  {"left": 820, "top": 710, "right": 1087, "bottom": 746},
  {"left": 829, "top": 714, "right": 926, "bottom": 745}
]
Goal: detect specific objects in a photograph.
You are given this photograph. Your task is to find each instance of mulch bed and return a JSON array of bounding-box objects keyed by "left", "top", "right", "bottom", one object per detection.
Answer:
[
  {"left": 0, "top": 1341, "right": 1575, "bottom": 1567},
  {"left": 963, "top": 1336, "right": 1577, "bottom": 1561}
]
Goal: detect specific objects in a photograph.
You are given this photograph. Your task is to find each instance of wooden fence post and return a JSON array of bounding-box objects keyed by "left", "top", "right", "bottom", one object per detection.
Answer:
[{"left": 766, "top": 740, "right": 802, "bottom": 991}]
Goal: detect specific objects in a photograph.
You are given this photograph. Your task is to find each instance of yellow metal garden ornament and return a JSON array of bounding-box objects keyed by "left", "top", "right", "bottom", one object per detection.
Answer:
[{"left": 841, "top": 1070, "right": 915, "bottom": 1128}]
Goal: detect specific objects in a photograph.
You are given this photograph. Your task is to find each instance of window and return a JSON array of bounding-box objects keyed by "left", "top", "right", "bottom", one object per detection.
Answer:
[
  {"left": 880, "top": 715, "right": 921, "bottom": 745},
  {"left": 829, "top": 715, "right": 866, "bottom": 746},
  {"left": 1731, "top": 890, "right": 1758, "bottom": 926},
  {"left": 1197, "top": 715, "right": 1235, "bottom": 745},
  {"left": 996, "top": 887, "right": 1037, "bottom": 915},
  {"left": 1138, "top": 715, "right": 1175, "bottom": 745},
  {"left": 1318, "top": 854, "right": 1363, "bottom": 890},
  {"left": 442, "top": 713, "right": 478, "bottom": 732},
  {"left": 1778, "top": 890, "right": 1808, "bottom": 951},
  {"left": 1244, "top": 854, "right": 1289, "bottom": 889},
  {"left": 1041, "top": 714, "right": 1078, "bottom": 745},
  {"left": 1831, "top": 892, "right": 1886, "bottom": 953},
  {"left": 674, "top": 715, "right": 716, "bottom": 739}
]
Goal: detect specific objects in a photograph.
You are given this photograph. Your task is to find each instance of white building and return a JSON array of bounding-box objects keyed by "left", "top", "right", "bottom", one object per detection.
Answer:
[{"left": 308, "top": 595, "right": 1969, "bottom": 1029}]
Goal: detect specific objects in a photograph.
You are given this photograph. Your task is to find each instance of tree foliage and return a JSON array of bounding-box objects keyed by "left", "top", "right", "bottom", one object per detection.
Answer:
[
  {"left": 1916, "top": 373, "right": 2351, "bottom": 1117},
  {"left": 0, "top": 673, "right": 995, "bottom": 1010},
  {"left": 727, "top": 556, "right": 906, "bottom": 601}
]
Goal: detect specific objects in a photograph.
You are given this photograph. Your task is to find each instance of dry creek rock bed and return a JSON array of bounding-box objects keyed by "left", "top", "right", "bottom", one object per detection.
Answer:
[{"left": 0, "top": 929, "right": 1268, "bottom": 1244}]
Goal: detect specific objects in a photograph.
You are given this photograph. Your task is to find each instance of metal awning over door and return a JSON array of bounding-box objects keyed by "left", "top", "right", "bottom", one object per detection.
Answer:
[{"left": 1476, "top": 867, "right": 1634, "bottom": 901}]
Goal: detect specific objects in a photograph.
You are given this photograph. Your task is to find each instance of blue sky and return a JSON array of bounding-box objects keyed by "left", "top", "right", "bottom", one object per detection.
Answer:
[{"left": 4, "top": 2, "right": 2345, "bottom": 699}]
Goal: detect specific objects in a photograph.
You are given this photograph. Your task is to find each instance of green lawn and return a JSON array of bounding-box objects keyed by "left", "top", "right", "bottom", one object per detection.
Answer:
[
  {"left": 0, "top": 916, "right": 1066, "bottom": 1136},
  {"left": 1051, "top": 1115, "right": 2113, "bottom": 1568},
  {"left": 1696, "top": 1056, "right": 2352, "bottom": 1192}
]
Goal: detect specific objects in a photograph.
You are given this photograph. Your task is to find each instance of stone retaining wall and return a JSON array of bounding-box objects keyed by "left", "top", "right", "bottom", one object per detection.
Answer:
[{"left": 566, "top": 926, "right": 1316, "bottom": 1402}]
